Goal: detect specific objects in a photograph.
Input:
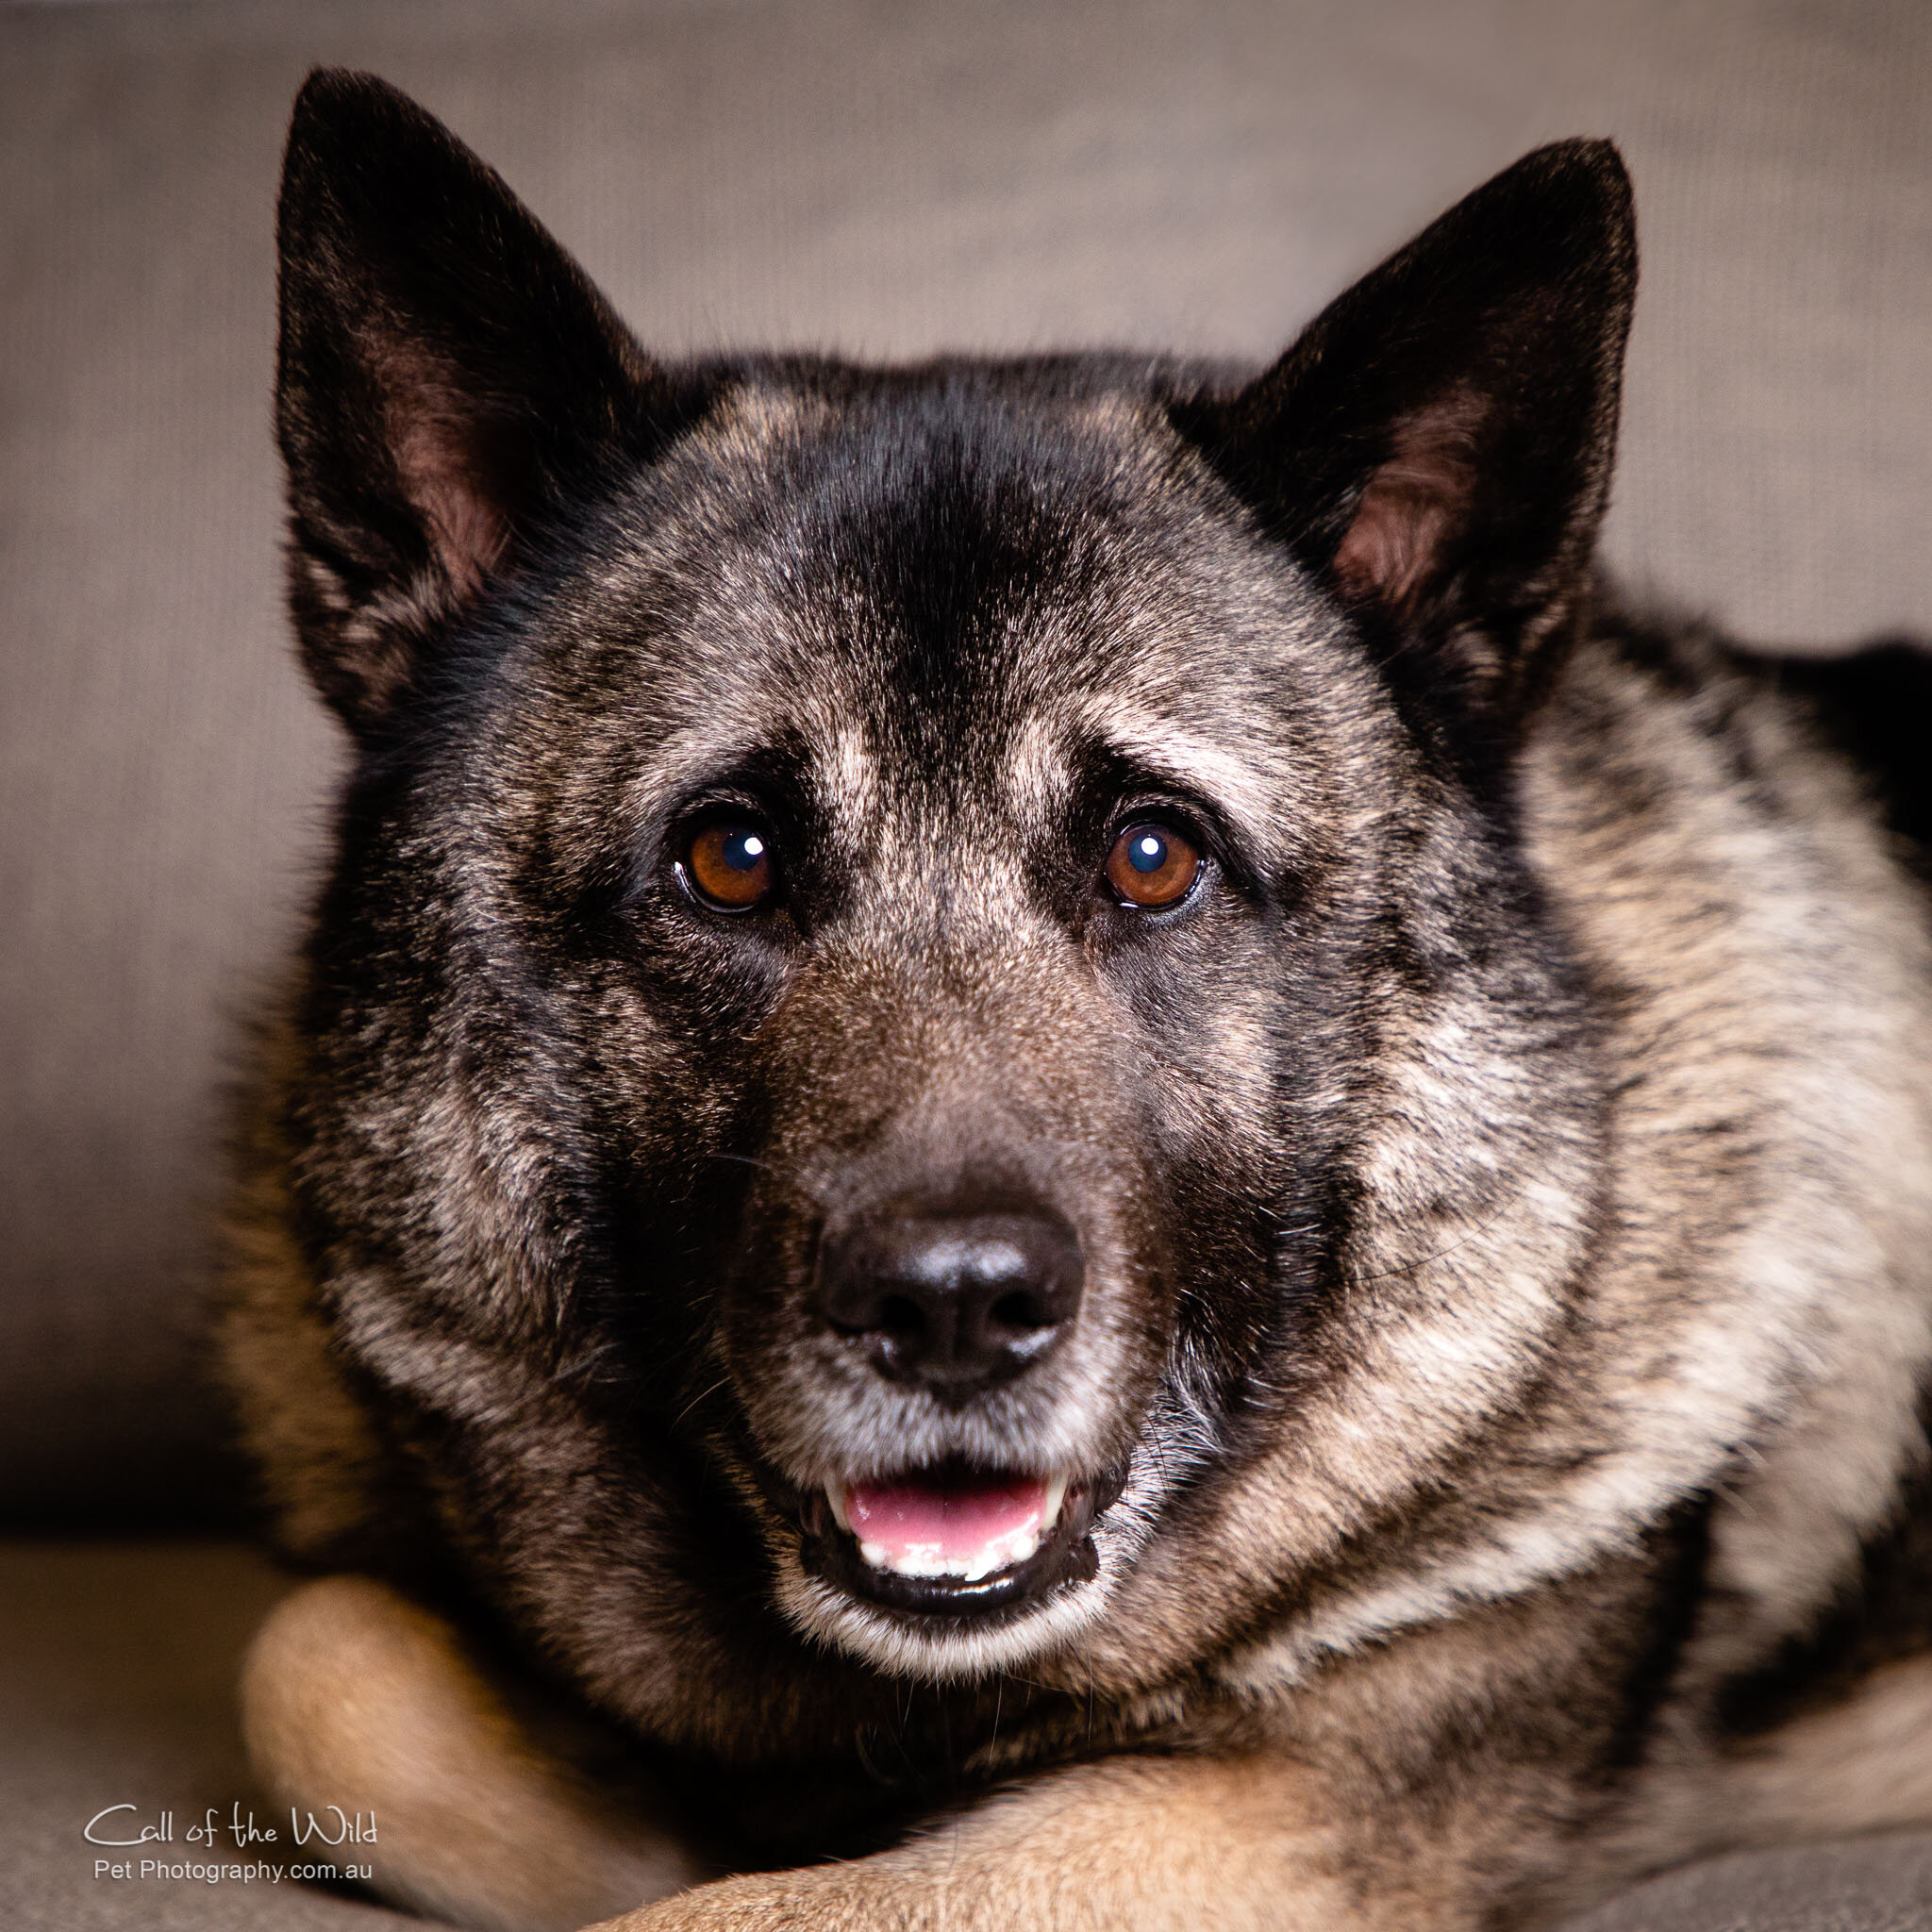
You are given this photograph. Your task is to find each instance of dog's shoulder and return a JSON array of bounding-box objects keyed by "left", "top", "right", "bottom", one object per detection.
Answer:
[{"left": 1521, "top": 598, "right": 1932, "bottom": 1696}]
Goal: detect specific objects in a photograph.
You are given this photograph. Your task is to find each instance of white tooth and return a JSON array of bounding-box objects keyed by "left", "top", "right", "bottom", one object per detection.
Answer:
[
  {"left": 825, "top": 1480, "right": 851, "bottom": 1535},
  {"left": 1042, "top": 1474, "right": 1069, "bottom": 1528}
]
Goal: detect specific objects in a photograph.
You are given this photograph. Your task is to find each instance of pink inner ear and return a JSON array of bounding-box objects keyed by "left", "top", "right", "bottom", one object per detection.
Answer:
[
  {"left": 1330, "top": 389, "right": 1487, "bottom": 620},
  {"left": 392, "top": 406, "right": 514, "bottom": 602},
  {"left": 370, "top": 331, "right": 519, "bottom": 603}
]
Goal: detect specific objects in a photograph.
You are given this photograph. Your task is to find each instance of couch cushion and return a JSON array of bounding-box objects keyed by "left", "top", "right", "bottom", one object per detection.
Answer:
[
  {"left": 0, "top": 1541, "right": 416, "bottom": 1929},
  {"left": 1564, "top": 1836, "right": 1932, "bottom": 1932}
]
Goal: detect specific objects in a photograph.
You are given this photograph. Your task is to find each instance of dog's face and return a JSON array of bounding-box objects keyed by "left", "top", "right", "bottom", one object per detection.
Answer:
[
  {"left": 434, "top": 381, "right": 1388, "bottom": 1679},
  {"left": 275, "top": 74, "right": 1633, "bottom": 1709}
]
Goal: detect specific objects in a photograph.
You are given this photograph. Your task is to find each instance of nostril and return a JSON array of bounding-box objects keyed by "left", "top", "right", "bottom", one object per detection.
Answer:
[
  {"left": 876, "top": 1292, "right": 928, "bottom": 1342},
  {"left": 990, "top": 1289, "right": 1050, "bottom": 1331}
]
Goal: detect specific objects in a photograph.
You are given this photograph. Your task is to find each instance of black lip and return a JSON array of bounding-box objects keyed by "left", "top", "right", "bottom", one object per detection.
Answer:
[{"left": 798, "top": 1466, "right": 1126, "bottom": 1621}]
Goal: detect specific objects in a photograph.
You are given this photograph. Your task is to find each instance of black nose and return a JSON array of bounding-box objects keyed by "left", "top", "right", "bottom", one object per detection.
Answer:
[{"left": 816, "top": 1208, "right": 1084, "bottom": 1396}]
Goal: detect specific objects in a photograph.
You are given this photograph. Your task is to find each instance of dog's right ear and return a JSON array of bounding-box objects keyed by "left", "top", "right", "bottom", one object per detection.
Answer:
[{"left": 276, "top": 70, "right": 691, "bottom": 737}]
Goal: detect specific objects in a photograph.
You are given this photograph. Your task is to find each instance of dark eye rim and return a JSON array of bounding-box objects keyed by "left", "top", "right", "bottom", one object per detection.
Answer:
[
  {"left": 1101, "top": 809, "right": 1210, "bottom": 914},
  {"left": 673, "top": 808, "right": 782, "bottom": 915}
]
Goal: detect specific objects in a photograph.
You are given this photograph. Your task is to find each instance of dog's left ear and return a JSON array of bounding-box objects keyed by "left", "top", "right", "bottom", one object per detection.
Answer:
[{"left": 1176, "top": 141, "right": 1635, "bottom": 708}]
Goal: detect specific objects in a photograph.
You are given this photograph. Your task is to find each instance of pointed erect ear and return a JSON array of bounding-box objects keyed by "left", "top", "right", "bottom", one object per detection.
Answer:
[
  {"left": 1174, "top": 141, "right": 1636, "bottom": 708},
  {"left": 276, "top": 70, "right": 696, "bottom": 736}
]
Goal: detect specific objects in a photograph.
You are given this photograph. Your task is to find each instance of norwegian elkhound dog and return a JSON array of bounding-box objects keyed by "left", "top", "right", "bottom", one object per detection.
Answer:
[{"left": 223, "top": 67, "right": 1932, "bottom": 1932}]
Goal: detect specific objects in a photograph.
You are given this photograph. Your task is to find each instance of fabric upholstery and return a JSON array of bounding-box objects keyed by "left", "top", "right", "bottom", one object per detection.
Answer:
[{"left": 0, "top": 1542, "right": 417, "bottom": 1929}]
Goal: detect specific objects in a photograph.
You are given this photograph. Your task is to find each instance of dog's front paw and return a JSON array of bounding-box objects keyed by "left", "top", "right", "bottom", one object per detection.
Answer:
[
  {"left": 598, "top": 1855, "right": 996, "bottom": 1932},
  {"left": 242, "top": 1577, "right": 703, "bottom": 1932},
  {"left": 591, "top": 1865, "right": 932, "bottom": 1932}
]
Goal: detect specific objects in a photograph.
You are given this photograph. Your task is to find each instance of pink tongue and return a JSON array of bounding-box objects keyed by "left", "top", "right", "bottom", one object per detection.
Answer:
[{"left": 846, "top": 1473, "right": 1049, "bottom": 1575}]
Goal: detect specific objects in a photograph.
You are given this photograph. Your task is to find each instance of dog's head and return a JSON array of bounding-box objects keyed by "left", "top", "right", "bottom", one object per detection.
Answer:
[{"left": 272, "top": 73, "right": 1630, "bottom": 1706}]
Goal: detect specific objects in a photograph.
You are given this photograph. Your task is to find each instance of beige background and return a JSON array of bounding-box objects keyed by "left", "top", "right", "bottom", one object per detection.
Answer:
[{"left": 3, "top": 0, "right": 1929, "bottom": 1519}]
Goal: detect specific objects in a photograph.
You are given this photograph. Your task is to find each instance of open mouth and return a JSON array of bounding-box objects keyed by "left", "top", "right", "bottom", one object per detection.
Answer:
[{"left": 799, "top": 1462, "right": 1124, "bottom": 1617}]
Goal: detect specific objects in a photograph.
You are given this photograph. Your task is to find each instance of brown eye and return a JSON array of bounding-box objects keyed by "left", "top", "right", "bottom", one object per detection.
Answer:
[
  {"left": 1106, "top": 823, "right": 1202, "bottom": 909},
  {"left": 685, "top": 822, "right": 775, "bottom": 910}
]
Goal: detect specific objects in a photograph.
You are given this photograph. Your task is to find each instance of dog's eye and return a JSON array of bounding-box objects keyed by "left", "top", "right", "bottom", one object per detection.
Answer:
[
  {"left": 1106, "top": 823, "right": 1202, "bottom": 909},
  {"left": 684, "top": 822, "right": 776, "bottom": 911}
]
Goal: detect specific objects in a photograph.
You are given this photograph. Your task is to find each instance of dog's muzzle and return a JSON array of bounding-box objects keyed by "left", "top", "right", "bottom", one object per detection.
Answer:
[{"left": 793, "top": 1197, "right": 1120, "bottom": 1618}]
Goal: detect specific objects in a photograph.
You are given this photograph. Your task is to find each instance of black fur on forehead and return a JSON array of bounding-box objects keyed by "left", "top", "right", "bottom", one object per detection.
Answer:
[{"left": 602, "top": 368, "right": 1290, "bottom": 739}]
